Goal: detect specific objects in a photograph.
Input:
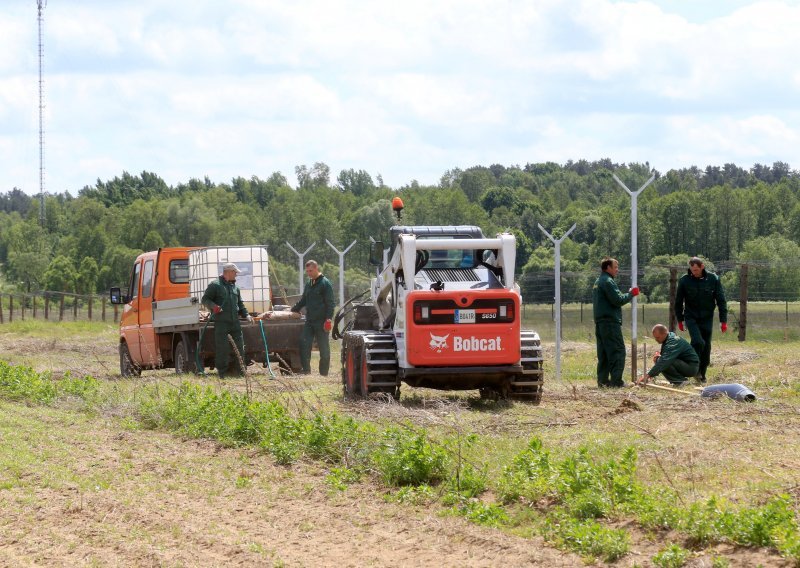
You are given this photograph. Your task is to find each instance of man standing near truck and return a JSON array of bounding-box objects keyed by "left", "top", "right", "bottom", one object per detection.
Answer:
[
  {"left": 675, "top": 257, "right": 728, "bottom": 383},
  {"left": 291, "top": 260, "right": 335, "bottom": 376},
  {"left": 202, "top": 263, "right": 252, "bottom": 378}
]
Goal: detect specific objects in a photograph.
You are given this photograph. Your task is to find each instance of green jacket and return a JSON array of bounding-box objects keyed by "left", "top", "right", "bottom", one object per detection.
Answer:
[
  {"left": 647, "top": 332, "right": 699, "bottom": 377},
  {"left": 675, "top": 269, "right": 728, "bottom": 323},
  {"left": 592, "top": 271, "right": 633, "bottom": 325},
  {"left": 291, "top": 274, "right": 335, "bottom": 323},
  {"left": 201, "top": 277, "right": 249, "bottom": 323}
]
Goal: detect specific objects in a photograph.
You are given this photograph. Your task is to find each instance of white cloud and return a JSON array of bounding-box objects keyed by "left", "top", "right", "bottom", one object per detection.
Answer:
[{"left": 2, "top": 0, "right": 800, "bottom": 195}]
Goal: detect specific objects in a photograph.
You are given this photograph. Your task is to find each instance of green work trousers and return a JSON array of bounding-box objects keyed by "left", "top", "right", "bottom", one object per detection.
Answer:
[
  {"left": 685, "top": 318, "right": 713, "bottom": 379},
  {"left": 300, "top": 321, "right": 330, "bottom": 376},
  {"left": 214, "top": 321, "right": 245, "bottom": 378},
  {"left": 595, "top": 321, "right": 626, "bottom": 388},
  {"left": 657, "top": 358, "right": 700, "bottom": 386}
]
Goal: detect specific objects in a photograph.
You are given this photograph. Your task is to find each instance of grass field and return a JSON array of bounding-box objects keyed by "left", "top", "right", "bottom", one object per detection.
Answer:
[{"left": 1, "top": 320, "right": 799, "bottom": 566}]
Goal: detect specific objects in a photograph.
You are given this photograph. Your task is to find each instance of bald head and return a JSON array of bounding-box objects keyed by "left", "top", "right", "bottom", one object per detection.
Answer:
[{"left": 651, "top": 324, "right": 669, "bottom": 343}]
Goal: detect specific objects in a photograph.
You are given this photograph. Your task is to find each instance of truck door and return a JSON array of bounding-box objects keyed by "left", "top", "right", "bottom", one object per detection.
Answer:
[
  {"left": 120, "top": 260, "right": 143, "bottom": 362},
  {"left": 138, "top": 259, "right": 158, "bottom": 367}
]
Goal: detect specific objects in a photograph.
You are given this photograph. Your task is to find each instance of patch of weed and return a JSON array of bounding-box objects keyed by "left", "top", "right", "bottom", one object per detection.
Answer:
[
  {"left": 652, "top": 543, "right": 690, "bottom": 568},
  {"left": 325, "top": 467, "right": 360, "bottom": 491},
  {"left": 541, "top": 513, "right": 629, "bottom": 562},
  {"left": 373, "top": 427, "right": 450, "bottom": 486}
]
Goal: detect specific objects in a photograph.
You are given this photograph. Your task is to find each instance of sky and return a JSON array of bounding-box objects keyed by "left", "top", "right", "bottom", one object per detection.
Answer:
[{"left": 2, "top": 0, "right": 800, "bottom": 196}]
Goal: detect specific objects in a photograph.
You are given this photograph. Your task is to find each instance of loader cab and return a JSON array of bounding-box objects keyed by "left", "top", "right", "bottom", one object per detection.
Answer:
[{"left": 387, "top": 225, "right": 485, "bottom": 262}]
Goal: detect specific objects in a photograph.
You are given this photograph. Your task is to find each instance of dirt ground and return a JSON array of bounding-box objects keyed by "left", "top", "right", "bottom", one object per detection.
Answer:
[
  {"left": 0, "top": 402, "right": 582, "bottom": 568},
  {"left": 1, "top": 327, "right": 799, "bottom": 566}
]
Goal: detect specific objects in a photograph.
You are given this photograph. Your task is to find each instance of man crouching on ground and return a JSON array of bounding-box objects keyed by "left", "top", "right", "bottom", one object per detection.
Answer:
[{"left": 640, "top": 324, "right": 700, "bottom": 386}]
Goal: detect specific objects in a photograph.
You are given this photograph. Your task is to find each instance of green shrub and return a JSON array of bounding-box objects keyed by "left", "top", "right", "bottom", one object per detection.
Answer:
[
  {"left": 721, "top": 496, "right": 797, "bottom": 547},
  {"left": 454, "top": 500, "right": 508, "bottom": 527},
  {"left": 542, "top": 514, "right": 629, "bottom": 562},
  {"left": 498, "top": 437, "right": 553, "bottom": 503},
  {"left": 0, "top": 361, "right": 57, "bottom": 404},
  {"left": 325, "top": 467, "right": 361, "bottom": 491},
  {"left": 652, "top": 544, "right": 690, "bottom": 568},
  {"left": 448, "top": 463, "right": 488, "bottom": 498},
  {"left": 373, "top": 427, "right": 450, "bottom": 486},
  {"left": 0, "top": 361, "right": 99, "bottom": 406}
]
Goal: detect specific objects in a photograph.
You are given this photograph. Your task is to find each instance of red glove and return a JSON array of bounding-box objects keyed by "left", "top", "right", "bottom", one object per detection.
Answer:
[
  {"left": 212, "top": 305, "right": 222, "bottom": 314},
  {"left": 678, "top": 321, "right": 685, "bottom": 332},
  {"left": 629, "top": 287, "right": 639, "bottom": 297},
  {"left": 323, "top": 319, "right": 332, "bottom": 332},
  {"left": 721, "top": 322, "right": 728, "bottom": 333}
]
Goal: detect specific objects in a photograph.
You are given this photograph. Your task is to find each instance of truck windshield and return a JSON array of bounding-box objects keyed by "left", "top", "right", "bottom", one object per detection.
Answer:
[{"left": 418, "top": 237, "right": 477, "bottom": 269}]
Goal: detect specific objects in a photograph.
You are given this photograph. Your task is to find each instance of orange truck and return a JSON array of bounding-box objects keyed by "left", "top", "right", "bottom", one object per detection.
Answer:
[{"left": 109, "top": 246, "right": 304, "bottom": 376}]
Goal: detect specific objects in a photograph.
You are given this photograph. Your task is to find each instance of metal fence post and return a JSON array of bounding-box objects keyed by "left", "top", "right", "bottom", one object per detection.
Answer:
[
  {"left": 73, "top": 296, "right": 78, "bottom": 320},
  {"left": 21, "top": 294, "right": 25, "bottom": 321},
  {"left": 9, "top": 295, "right": 13, "bottom": 322},
  {"left": 738, "top": 263, "right": 748, "bottom": 342},
  {"left": 0, "top": 294, "right": 4, "bottom": 324},
  {"left": 102, "top": 297, "right": 107, "bottom": 322},
  {"left": 88, "top": 295, "right": 93, "bottom": 321},
  {"left": 44, "top": 293, "right": 49, "bottom": 320},
  {"left": 59, "top": 294, "right": 65, "bottom": 321}
]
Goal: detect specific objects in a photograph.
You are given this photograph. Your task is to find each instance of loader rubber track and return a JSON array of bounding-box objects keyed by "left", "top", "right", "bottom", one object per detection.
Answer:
[{"left": 509, "top": 329, "right": 544, "bottom": 403}]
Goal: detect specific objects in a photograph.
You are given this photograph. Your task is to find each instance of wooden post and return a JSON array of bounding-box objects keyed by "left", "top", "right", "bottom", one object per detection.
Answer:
[
  {"left": 738, "top": 263, "right": 748, "bottom": 342},
  {"left": 59, "top": 294, "right": 65, "bottom": 322},
  {"left": 73, "top": 296, "right": 78, "bottom": 320},
  {"left": 9, "top": 295, "right": 13, "bottom": 322},
  {"left": 668, "top": 268, "right": 678, "bottom": 332},
  {"left": 44, "top": 293, "right": 49, "bottom": 320},
  {"left": 102, "top": 298, "right": 107, "bottom": 322},
  {"left": 114, "top": 304, "right": 119, "bottom": 323},
  {"left": 32, "top": 295, "right": 37, "bottom": 319},
  {"left": 88, "top": 295, "right": 93, "bottom": 321}
]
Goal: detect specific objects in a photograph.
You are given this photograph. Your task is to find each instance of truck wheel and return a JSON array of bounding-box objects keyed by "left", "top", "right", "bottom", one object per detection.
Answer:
[
  {"left": 120, "top": 342, "right": 141, "bottom": 378},
  {"left": 174, "top": 337, "right": 198, "bottom": 375}
]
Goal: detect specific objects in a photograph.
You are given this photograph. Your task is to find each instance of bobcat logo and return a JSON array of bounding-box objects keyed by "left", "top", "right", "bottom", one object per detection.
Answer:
[{"left": 429, "top": 332, "right": 450, "bottom": 352}]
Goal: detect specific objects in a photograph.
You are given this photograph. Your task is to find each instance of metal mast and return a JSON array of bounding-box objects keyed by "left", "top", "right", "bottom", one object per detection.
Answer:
[{"left": 37, "top": 0, "right": 47, "bottom": 227}]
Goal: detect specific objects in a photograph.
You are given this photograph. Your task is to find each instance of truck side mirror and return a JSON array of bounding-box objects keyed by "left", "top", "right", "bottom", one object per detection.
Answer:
[
  {"left": 368, "top": 241, "right": 384, "bottom": 266},
  {"left": 109, "top": 287, "right": 128, "bottom": 305}
]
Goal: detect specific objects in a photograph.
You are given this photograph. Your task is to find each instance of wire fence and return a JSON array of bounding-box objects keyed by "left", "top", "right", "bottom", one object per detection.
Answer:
[
  {"left": 0, "top": 292, "right": 119, "bottom": 324},
  {"left": 4, "top": 261, "right": 800, "bottom": 341}
]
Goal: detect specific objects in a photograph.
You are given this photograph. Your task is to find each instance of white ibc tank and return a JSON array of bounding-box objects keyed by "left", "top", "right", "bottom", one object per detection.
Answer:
[{"left": 189, "top": 246, "right": 272, "bottom": 314}]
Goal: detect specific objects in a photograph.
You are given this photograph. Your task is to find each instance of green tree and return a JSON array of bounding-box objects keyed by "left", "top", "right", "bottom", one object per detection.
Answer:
[
  {"left": 337, "top": 169, "right": 375, "bottom": 197},
  {"left": 43, "top": 255, "right": 78, "bottom": 292},
  {"left": 3, "top": 221, "right": 50, "bottom": 291},
  {"left": 76, "top": 256, "right": 99, "bottom": 294}
]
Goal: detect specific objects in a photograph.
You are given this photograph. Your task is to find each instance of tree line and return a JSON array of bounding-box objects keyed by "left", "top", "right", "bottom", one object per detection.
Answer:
[{"left": 2, "top": 159, "right": 800, "bottom": 301}]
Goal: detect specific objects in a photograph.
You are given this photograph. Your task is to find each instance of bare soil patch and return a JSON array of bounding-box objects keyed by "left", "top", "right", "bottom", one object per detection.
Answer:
[{"left": 0, "top": 403, "right": 578, "bottom": 567}]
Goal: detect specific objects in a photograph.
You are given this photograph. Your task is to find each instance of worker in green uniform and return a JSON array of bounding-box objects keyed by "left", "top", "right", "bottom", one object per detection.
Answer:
[
  {"left": 675, "top": 257, "right": 728, "bottom": 383},
  {"left": 290, "top": 260, "right": 335, "bottom": 375},
  {"left": 592, "top": 257, "right": 639, "bottom": 388},
  {"left": 640, "top": 324, "right": 700, "bottom": 386},
  {"left": 202, "top": 263, "right": 252, "bottom": 378}
]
